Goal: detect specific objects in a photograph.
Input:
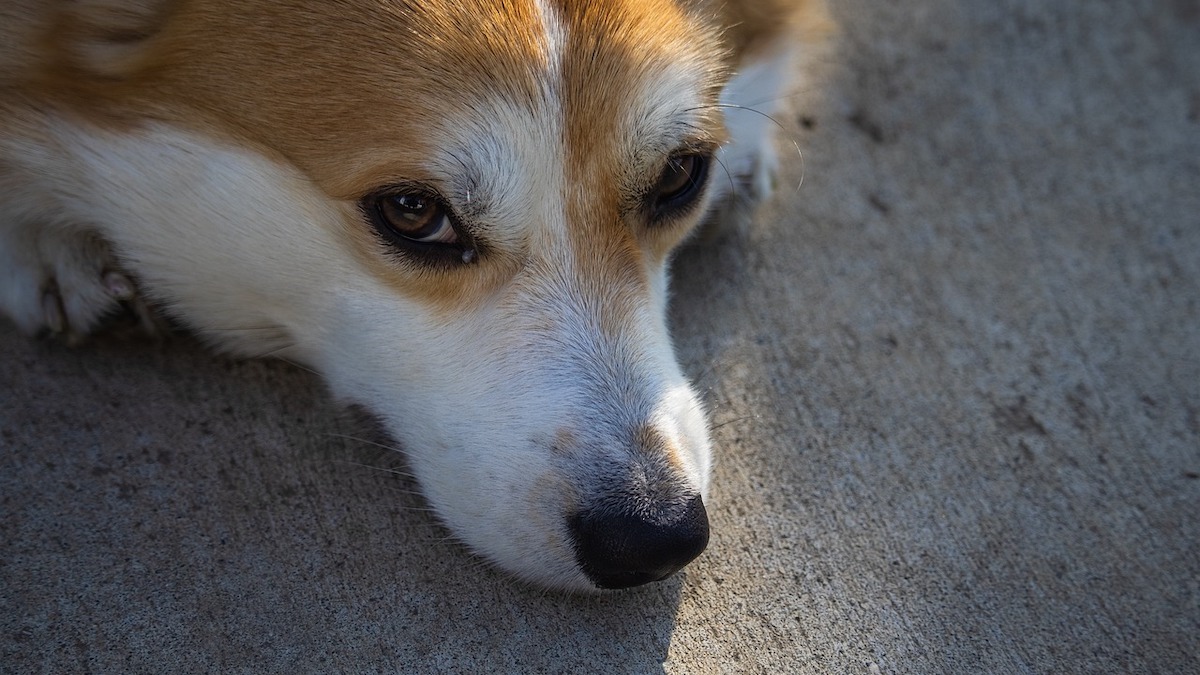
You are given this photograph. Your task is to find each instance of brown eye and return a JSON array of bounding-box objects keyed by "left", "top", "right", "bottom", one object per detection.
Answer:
[
  {"left": 654, "top": 153, "right": 710, "bottom": 214},
  {"left": 373, "top": 193, "right": 458, "bottom": 244}
]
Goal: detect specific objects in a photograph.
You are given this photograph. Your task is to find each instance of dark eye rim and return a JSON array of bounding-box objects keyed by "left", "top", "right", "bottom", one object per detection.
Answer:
[
  {"left": 650, "top": 151, "right": 713, "bottom": 221},
  {"left": 359, "top": 185, "right": 477, "bottom": 265}
]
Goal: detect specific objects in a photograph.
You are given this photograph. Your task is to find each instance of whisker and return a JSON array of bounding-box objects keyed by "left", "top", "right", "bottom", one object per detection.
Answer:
[
  {"left": 735, "top": 82, "right": 825, "bottom": 111},
  {"left": 253, "top": 342, "right": 299, "bottom": 360},
  {"left": 687, "top": 359, "right": 722, "bottom": 389},
  {"left": 376, "top": 496, "right": 439, "bottom": 512},
  {"left": 710, "top": 413, "right": 761, "bottom": 431},
  {"left": 434, "top": 532, "right": 468, "bottom": 546},
  {"left": 189, "top": 324, "right": 323, "bottom": 374},
  {"left": 711, "top": 153, "right": 739, "bottom": 202},
  {"left": 688, "top": 375, "right": 724, "bottom": 408},
  {"left": 685, "top": 347, "right": 741, "bottom": 391},
  {"left": 376, "top": 487, "right": 431, "bottom": 500},
  {"left": 273, "top": 356, "right": 319, "bottom": 376},
  {"left": 335, "top": 459, "right": 417, "bottom": 480},
  {"left": 200, "top": 324, "right": 286, "bottom": 333},
  {"left": 327, "top": 432, "right": 406, "bottom": 455},
  {"left": 687, "top": 102, "right": 807, "bottom": 192}
]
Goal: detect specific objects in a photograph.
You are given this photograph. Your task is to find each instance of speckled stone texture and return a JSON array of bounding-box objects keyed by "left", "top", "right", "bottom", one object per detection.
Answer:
[{"left": 2, "top": 0, "right": 1198, "bottom": 672}]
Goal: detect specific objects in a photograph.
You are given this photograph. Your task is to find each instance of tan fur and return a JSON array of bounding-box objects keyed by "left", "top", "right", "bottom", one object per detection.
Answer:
[
  {"left": 711, "top": 0, "right": 832, "bottom": 55},
  {"left": 1, "top": 0, "right": 814, "bottom": 311},
  {"left": 1, "top": 0, "right": 827, "bottom": 590}
]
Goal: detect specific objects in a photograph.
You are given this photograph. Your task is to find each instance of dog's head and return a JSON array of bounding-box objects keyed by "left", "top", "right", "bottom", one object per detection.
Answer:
[{"left": 45, "top": 0, "right": 743, "bottom": 590}]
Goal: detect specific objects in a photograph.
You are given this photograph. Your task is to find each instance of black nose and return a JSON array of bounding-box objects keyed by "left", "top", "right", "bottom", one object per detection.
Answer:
[{"left": 569, "top": 495, "right": 710, "bottom": 589}]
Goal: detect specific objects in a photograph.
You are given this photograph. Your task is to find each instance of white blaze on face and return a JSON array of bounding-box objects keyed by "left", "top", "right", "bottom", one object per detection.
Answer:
[
  {"left": 366, "top": 1, "right": 715, "bottom": 588},
  {"left": 534, "top": 0, "right": 568, "bottom": 84}
]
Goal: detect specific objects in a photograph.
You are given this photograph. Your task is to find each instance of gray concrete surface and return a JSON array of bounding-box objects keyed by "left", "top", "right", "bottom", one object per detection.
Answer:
[{"left": 3, "top": 0, "right": 1198, "bottom": 672}]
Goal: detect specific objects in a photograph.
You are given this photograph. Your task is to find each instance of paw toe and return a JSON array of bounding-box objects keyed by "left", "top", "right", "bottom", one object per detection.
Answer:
[{"left": 2, "top": 227, "right": 154, "bottom": 341}]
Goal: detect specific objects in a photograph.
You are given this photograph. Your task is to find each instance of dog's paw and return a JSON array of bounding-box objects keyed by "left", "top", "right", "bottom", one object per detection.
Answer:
[
  {"left": 704, "top": 132, "right": 782, "bottom": 235},
  {"left": 734, "top": 135, "right": 782, "bottom": 206},
  {"left": 0, "top": 226, "right": 157, "bottom": 342}
]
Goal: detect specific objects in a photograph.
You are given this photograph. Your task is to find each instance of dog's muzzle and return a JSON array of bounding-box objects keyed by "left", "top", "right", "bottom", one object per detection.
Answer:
[{"left": 569, "top": 494, "right": 709, "bottom": 589}]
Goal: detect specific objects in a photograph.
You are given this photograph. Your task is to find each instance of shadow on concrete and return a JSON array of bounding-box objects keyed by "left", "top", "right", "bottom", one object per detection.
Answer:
[{"left": 1, "top": 332, "right": 683, "bottom": 671}]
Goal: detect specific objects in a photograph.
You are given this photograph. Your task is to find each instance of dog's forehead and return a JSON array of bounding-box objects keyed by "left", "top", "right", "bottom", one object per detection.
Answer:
[
  {"left": 145, "top": 0, "right": 725, "bottom": 199},
  {"left": 342, "top": 0, "right": 728, "bottom": 201},
  {"left": 407, "top": 0, "right": 727, "bottom": 236}
]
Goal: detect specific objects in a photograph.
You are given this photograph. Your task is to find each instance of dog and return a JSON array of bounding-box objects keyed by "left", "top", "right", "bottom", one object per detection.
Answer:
[{"left": 0, "top": 0, "right": 827, "bottom": 591}]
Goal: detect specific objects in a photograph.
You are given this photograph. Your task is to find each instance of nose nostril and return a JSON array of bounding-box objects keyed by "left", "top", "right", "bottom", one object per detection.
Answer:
[{"left": 569, "top": 495, "right": 709, "bottom": 590}]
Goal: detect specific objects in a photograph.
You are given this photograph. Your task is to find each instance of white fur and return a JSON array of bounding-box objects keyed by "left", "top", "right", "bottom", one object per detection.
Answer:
[
  {"left": 0, "top": 7, "right": 793, "bottom": 591},
  {"left": 533, "top": 0, "right": 568, "bottom": 84}
]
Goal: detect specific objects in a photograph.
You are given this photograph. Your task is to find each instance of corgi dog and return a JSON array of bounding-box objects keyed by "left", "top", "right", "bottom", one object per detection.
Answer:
[{"left": 0, "top": 0, "right": 826, "bottom": 591}]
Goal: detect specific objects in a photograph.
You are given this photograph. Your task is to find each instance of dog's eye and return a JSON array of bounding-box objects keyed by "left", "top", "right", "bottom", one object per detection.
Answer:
[
  {"left": 372, "top": 193, "right": 458, "bottom": 245},
  {"left": 653, "top": 153, "right": 710, "bottom": 214}
]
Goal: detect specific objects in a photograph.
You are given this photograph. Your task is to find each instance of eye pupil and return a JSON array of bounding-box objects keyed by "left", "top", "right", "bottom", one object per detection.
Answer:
[
  {"left": 400, "top": 196, "right": 421, "bottom": 207},
  {"left": 372, "top": 191, "right": 457, "bottom": 244},
  {"left": 663, "top": 157, "right": 696, "bottom": 195},
  {"left": 655, "top": 153, "right": 709, "bottom": 213},
  {"left": 384, "top": 195, "right": 432, "bottom": 224}
]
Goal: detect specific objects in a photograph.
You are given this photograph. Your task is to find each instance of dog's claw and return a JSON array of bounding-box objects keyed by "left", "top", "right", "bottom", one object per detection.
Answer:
[
  {"left": 126, "top": 293, "right": 164, "bottom": 338},
  {"left": 42, "top": 290, "right": 65, "bottom": 334}
]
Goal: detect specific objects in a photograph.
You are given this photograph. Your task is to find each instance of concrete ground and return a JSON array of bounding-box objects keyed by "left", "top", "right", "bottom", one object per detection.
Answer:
[{"left": 3, "top": 0, "right": 1198, "bottom": 672}]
